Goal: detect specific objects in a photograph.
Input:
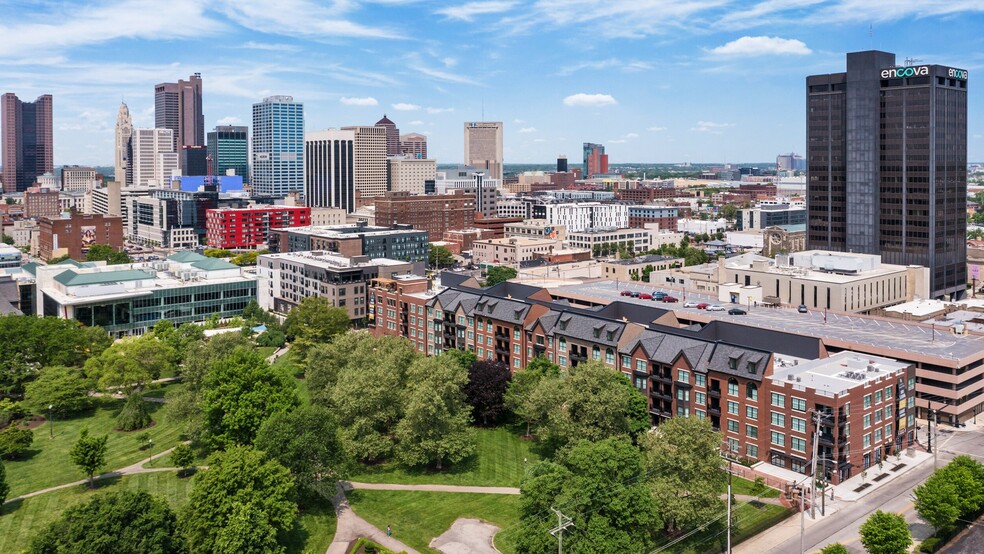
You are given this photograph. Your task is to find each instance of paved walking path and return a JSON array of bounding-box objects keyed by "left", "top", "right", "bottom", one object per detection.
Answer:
[
  {"left": 327, "top": 482, "right": 420, "bottom": 554},
  {"left": 343, "top": 481, "right": 520, "bottom": 495},
  {"left": 1, "top": 446, "right": 182, "bottom": 506},
  {"left": 726, "top": 493, "right": 785, "bottom": 506}
]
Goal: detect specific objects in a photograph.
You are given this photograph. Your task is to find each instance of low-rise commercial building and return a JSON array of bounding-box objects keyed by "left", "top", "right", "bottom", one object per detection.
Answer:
[
  {"left": 739, "top": 204, "right": 807, "bottom": 231},
  {"left": 565, "top": 227, "right": 652, "bottom": 254},
  {"left": 205, "top": 206, "right": 311, "bottom": 249},
  {"left": 267, "top": 223, "right": 428, "bottom": 262},
  {"left": 601, "top": 255, "right": 683, "bottom": 282},
  {"left": 504, "top": 220, "right": 567, "bottom": 241},
  {"left": 39, "top": 212, "right": 124, "bottom": 261},
  {"left": 627, "top": 205, "right": 679, "bottom": 231},
  {"left": 472, "top": 237, "right": 562, "bottom": 265}
]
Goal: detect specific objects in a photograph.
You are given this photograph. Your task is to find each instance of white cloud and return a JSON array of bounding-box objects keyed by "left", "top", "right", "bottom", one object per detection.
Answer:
[
  {"left": 408, "top": 120, "right": 425, "bottom": 125},
  {"left": 691, "top": 120, "right": 734, "bottom": 133},
  {"left": 513, "top": 118, "right": 525, "bottom": 124},
  {"left": 240, "top": 41, "right": 300, "bottom": 52},
  {"left": 563, "top": 93, "right": 617, "bottom": 107},
  {"left": 709, "top": 36, "right": 811, "bottom": 57},
  {"left": 392, "top": 102, "right": 421, "bottom": 111},
  {"left": 426, "top": 107, "right": 455, "bottom": 114},
  {"left": 533, "top": 138, "right": 547, "bottom": 143},
  {"left": 625, "top": 132, "right": 639, "bottom": 139},
  {"left": 411, "top": 64, "right": 479, "bottom": 85},
  {"left": 519, "top": 127, "right": 536, "bottom": 133},
  {"left": 647, "top": 126, "right": 667, "bottom": 132},
  {"left": 217, "top": 116, "right": 243, "bottom": 125},
  {"left": 340, "top": 96, "right": 379, "bottom": 106},
  {"left": 442, "top": 57, "right": 458, "bottom": 68},
  {"left": 218, "top": 0, "right": 405, "bottom": 39},
  {"left": 436, "top": 1, "right": 517, "bottom": 21}
]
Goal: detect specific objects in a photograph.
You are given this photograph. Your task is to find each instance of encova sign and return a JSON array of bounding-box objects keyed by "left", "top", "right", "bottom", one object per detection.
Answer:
[{"left": 881, "top": 66, "right": 929, "bottom": 79}]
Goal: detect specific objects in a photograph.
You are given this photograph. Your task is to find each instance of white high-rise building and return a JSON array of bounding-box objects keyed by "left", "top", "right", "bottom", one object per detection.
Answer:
[
  {"left": 114, "top": 102, "right": 132, "bottom": 187},
  {"left": 544, "top": 202, "right": 628, "bottom": 232},
  {"left": 387, "top": 157, "right": 436, "bottom": 194},
  {"left": 130, "top": 128, "right": 178, "bottom": 187},
  {"left": 252, "top": 96, "right": 304, "bottom": 197},
  {"left": 464, "top": 122, "right": 503, "bottom": 181},
  {"left": 305, "top": 129, "right": 355, "bottom": 212},
  {"left": 342, "top": 125, "right": 387, "bottom": 201}
]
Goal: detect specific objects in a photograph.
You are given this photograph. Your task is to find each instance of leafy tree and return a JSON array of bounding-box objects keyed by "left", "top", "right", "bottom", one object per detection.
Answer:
[
  {"left": 29, "top": 490, "right": 181, "bottom": 554},
  {"left": 153, "top": 320, "right": 205, "bottom": 360},
  {"left": 203, "top": 248, "right": 232, "bottom": 258},
  {"left": 946, "top": 455, "right": 984, "bottom": 514},
  {"left": 0, "top": 233, "right": 13, "bottom": 245},
  {"left": 720, "top": 204, "right": 738, "bottom": 222},
  {"left": 0, "top": 398, "right": 25, "bottom": 427},
  {"left": 23, "top": 365, "right": 93, "bottom": 416},
  {"left": 181, "top": 332, "right": 254, "bottom": 391},
  {"left": 859, "top": 510, "right": 912, "bottom": 554},
  {"left": 516, "top": 438, "right": 660, "bottom": 554},
  {"left": 256, "top": 328, "right": 286, "bottom": 348},
  {"left": 83, "top": 335, "right": 177, "bottom": 392},
  {"left": 0, "top": 316, "right": 110, "bottom": 397},
  {"left": 283, "top": 296, "right": 351, "bottom": 362},
  {"left": 396, "top": 355, "right": 475, "bottom": 470},
  {"left": 180, "top": 446, "right": 296, "bottom": 554},
  {"left": 256, "top": 406, "right": 347, "bottom": 492},
  {"left": 47, "top": 254, "right": 71, "bottom": 264},
  {"left": 230, "top": 251, "right": 258, "bottom": 267},
  {"left": 443, "top": 348, "right": 478, "bottom": 371},
  {"left": 429, "top": 244, "right": 455, "bottom": 268},
  {"left": 819, "top": 544, "right": 850, "bottom": 554},
  {"left": 915, "top": 456, "right": 984, "bottom": 533},
  {"left": 643, "top": 416, "right": 725, "bottom": 534},
  {"left": 484, "top": 265, "right": 517, "bottom": 287},
  {"left": 505, "top": 356, "right": 560, "bottom": 436},
  {"left": 0, "top": 459, "right": 8, "bottom": 506},
  {"left": 170, "top": 443, "right": 195, "bottom": 477},
  {"left": 0, "top": 424, "right": 33, "bottom": 459},
  {"left": 70, "top": 428, "right": 108, "bottom": 487},
  {"left": 115, "top": 392, "right": 152, "bottom": 431},
  {"left": 201, "top": 349, "right": 298, "bottom": 448},
  {"left": 85, "top": 244, "right": 132, "bottom": 265},
  {"left": 329, "top": 335, "right": 418, "bottom": 462},
  {"left": 463, "top": 360, "right": 511, "bottom": 425},
  {"left": 214, "top": 502, "right": 283, "bottom": 554},
  {"left": 304, "top": 332, "right": 375, "bottom": 405}
]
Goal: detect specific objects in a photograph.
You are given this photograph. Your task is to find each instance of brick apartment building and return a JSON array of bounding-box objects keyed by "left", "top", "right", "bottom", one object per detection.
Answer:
[
  {"left": 205, "top": 205, "right": 311, "bottom": 249},
  {"left": 39, "top": 212, "right": 124, "bottom": 261},
  {"left": 367, "top": 275, "right": 917, "bottom": 484},
  {"left": 24, "top": 187, "right": 60, "bottom": 219},
  {"left": 616, "top": 187, "right": 680, "bottom": 203},
  {"left": 627, "top": 205, "right": 679, "bottom": 231},
  {"left": 373, "top": 191, "right": 476, "bottom": 240}
]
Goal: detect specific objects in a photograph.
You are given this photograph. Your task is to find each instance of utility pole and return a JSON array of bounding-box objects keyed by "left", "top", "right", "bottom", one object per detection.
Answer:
[
  {"left": 799, "top": 481, "right": 806, "bottom": 554},
  {"left": 810, "top": 410, "right": 824, "bottom": 519},
  {"left": 727, "top": 456, "right": 733, "bottom": 554},
  {"left": 934, "top": 408, "right": 940, "bottom": 470},
  {"left": 549, "top": 507, "right": 573, "bottom": 554}
]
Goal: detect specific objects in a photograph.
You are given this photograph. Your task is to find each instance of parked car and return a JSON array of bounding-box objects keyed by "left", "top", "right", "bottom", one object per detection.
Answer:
[
  {"left": 639, "top": 293, "right": 653, "bottom": 300},
  {"left": 620, "top": 290, "right": 633, "bottom": 297},
  {"left": 728, "top": 308, "right": 747, "bottom": 315},
  {"left": 662, "top": 296, "right": 678, "bottom": 303},
  {"left": 683, "top": 301, "right": 699, "bottom": 308},
  {"left": 706, "top": 305, "right": 725, "bottom": 312},
  {"left": 798, "top": 304, "right": 808, "bottom": 313},
  {"left": 630, "top": 291, "right": 640, "bottom": 298},
  {"left": 696, "top": 303, "right": 709, "bottom": 310},
  {"left": 654, "top": 291, "right": 667, "bottom": 300}
]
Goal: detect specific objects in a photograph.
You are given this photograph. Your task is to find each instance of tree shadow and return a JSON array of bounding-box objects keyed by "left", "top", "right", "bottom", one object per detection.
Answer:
[
  {"left": 5, "top": 447, "right": 42, "bottom": 461},
  {"left": 0, "top": 497, "right": 23, "bottom": 515}
]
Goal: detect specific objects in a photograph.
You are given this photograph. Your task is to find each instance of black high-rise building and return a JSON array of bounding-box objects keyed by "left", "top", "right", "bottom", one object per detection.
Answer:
[
  {"left": 557, "top": 155, "right": 568, "bottom": 173},
  {"left": 806, "top": 51, "right": 968, "bottom": 300}
]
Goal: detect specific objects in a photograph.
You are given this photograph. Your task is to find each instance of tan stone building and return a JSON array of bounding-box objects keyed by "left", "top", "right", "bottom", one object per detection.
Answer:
[
  {"left": 472, "top": 237, "right": 562, "bottom": 265},
  {"left": 601, "top": 255, "right": 685, "bottom": 282}
]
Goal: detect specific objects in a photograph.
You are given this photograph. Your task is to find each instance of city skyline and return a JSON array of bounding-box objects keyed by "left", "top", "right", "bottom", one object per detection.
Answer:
[{"left": 1, "top": 1, "right": 983, "bottom": 167}]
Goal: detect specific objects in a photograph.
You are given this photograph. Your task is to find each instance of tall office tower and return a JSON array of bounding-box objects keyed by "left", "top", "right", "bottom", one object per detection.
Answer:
[
  {"left": 583, "top": 142, "right": 608, "bottom": 178},
  {"left": 400, "top": 132, "right": 427, "bottom": 159},
  {"left": 1, "top": 93, "right": 53, "bottom": 193},
  {"left": 305, "top": 129, "right": 355, "bottom": 212},
  {"left": 182, "top": 145, "right": 208, "bottom": 176},
  {"left": 342, "top": 125, "right": 388, "bottom": 200},
  {"left": 130, "top": 128, "right": 178, "bottom": 187},
  {"left": 252, "top": 96, "right": 304, "bottom": 197},
  {"left": 375, "top": 114, "right": 400, "bottom": 156},
  {"left": 154, "top": 73, "right": 204, "bottom": 167},
  {"left": 807, "top": 51, "right": 968, "bottom": 300},
  {"left": 557, "top": 155, "right": 568, "bottom": 173},
  {"left": 114, "top": 102, "right": 133, "bottom": 187},
  {"left": 207, "top": 125, "right": 249, "bottom": 183},
  {"left": 464, "top": 122, "right": 503, "bottom": 181}
]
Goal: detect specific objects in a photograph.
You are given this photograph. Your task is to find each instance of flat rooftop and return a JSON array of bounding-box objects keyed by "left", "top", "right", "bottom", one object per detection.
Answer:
[
  {"left": 260, "top": 251, "right": 409, "bottom": 270},
  {"left": 272, "top": 225, "right": 422, "bottom": 238},
  {"left": 770, "top": 351, "right": 909, "bottom": 397}
]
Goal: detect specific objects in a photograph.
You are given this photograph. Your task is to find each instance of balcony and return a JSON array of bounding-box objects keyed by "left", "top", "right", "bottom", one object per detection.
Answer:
[
  {"left": 495, "top": 332, "right": 510, "bottom": 341},
  {"left": 651, "top": 373, "right": 673, "bottom": 384},
  {"left": 819, "top": 434, "right": 835, "bottom": 447},
  {"left": 708, "top": 406, "right": 721, "bottom": 417},
  {"left": 708, "top": 389, "right": 722, "bottom": 398},
  {"left": 650, "top": 390, "right": 673, "bottom": 402}
]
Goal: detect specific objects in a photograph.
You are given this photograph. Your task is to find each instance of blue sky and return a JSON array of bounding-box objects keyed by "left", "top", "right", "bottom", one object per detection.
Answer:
[{"left": 2, "top": 0, "right": 983, "bottom": 167}]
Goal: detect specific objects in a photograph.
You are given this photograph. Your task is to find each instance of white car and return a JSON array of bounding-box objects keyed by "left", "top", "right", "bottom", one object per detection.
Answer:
[
  {"left": 706, "top": 305, "right": 726, "bottom": 312},
  {"left": 682, "top": 301, "right": 699, "bottom": 308}
]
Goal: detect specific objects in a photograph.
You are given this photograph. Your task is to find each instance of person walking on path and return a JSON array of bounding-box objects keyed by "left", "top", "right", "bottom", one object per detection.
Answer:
[{"left": 387, "top": 525, "right": 392, "bottom": 537}]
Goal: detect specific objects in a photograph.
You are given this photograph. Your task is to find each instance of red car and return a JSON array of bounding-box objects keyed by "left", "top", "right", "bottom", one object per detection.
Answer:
[
  {"left": 696, "top": 302, "right": 709, "bottom": 309},
  {"left": 620, "top": 290, "right": 632, "bottom": 296},
  {"left": 639, "top": 293, "right": 653, "bottom": 300},
  {"left": 662, "top": 296, "right": 678, "bottom": 303}
]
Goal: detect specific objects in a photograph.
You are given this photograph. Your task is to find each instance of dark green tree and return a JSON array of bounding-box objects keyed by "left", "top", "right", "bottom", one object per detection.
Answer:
[
  {"left": 505, "top": 356, "right": 560, "bottom": 437},
  {"left": 180, "top": 446, "right": 296, "bottom": 554},
  {"left": 201, "top": 349, "right": 298, "bottom": 447},
  {"left": 283, "top": 296, "right": 351, "bottom": 362},
  {"left": 69, "top": 428, "right": 108, "bottom": 487},
  {"left": 23, "top": 365, "right": 93, "bottom": 416},
  {"left": 214, "top": 502, "right": 283, "bottom": 554},
  {"left": 30, "top": 490, "right": 181, "bottom": 554},
  {"left": 115, "top": 392, "right": 152, "bottom": 431},
  {"left": 83, "top": 335, "right": 177, "bottom": 392},
  {"left": 85, "top": 244, "right": 132, "bottom": 265},
  {"left": 0, "top": 424, "right": 33, "bottom": 459},
  {"left": 859, "top": 510, "right": 912, "bottom": 554},
  {"left": 484, "top": 265, "right": 517, "bottom": 287},
  {"left": 0, "top": 459, "right": 8, "bottom": 506},
  {"left": 170, "top": 443, "right": 195, "bottom": 477},
  {"left": 256, "top": 406, "right": 347, "bottom": 493},
  {"left": 463, "top": 359, "right": 511, "bottom": 426},
  {"left": 819, "top": 544, "right": 850, "bottom": 554},
  {"left": 0, "top": 316, "right": 110, "bottom": 397},
  {"left": 429, "top": 244, "right": 455, "bottom": 268}
]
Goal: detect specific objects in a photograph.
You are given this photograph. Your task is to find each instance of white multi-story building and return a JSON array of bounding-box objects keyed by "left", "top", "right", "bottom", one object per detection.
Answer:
[
  {"left": 545, "top": 202, "right": 627, "bottom": 232},
  {"left": 565, "top": 227, "right": 651, "bottom": 254},
  {"left": 436, "top": 167, "right": 500, "bottom": 219},
  {"left": 387, "top": 157, "right": 436, "bottom": 194},
  {"left": 61, "top": 166, "right": 98, "bottom": 193},
  {"left": 252, "top": 96, "right": 304, "bottom": 197},
  {"left": 130, "top": 128, "right": 178, "bottom": 187},
  {"left": 464, "top": 122, "right": 503, "bottom": 181},
  {"left": 472, "top": 237, "right": 562, "bottom": 265},
  {"left": 342, "top": 125, "right": 388, "bottom": 201}
]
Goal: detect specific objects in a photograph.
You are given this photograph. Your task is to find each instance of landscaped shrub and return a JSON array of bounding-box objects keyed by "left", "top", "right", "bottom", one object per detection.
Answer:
[
  {"left": 919, "top": 537, "right": 941, "bottom": 553},
  {"left": 0, "top": 424, "right": 33, "bottom": 459},
  {"left": 116, "top": 392, "right": 152, "bottom": 431}
]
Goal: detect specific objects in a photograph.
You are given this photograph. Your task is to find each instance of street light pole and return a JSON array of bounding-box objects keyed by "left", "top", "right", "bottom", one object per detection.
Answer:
[
  {"left": 148, "top": 438, "right": 153, "bottom": 464},
  {"left": 48, "top": 404, "right": 53, "bottom": 439}
]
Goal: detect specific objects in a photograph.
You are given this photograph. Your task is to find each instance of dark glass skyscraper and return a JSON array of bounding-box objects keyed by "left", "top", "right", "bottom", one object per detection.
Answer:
[
  {"left": 155, "top": 73, "right": 204, "bottom": 171},
  {"left": 1, "top": 93, "right": 53, "bottom": 193},
  {"left": 806, "top": 51, "right": 968, "bottom": 299},
  {"left": 207, "top": 125, "right": 249, "bottom": 183}
]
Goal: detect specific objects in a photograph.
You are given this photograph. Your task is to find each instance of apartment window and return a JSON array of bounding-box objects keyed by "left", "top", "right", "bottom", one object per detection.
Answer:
[
  {"left": 677, "top": 406, "right": 690, "bottom": 417},
  {"left": 728, "top": 379, "right": 739, "bottom": 396},
  {"left": 791, "top": 417, "right": 806, "bottom": 433},
  {"left": 728, "top": 420, "right": 739, "bottom": 433},
  {"left": 726, "top": 400, "right": 738, "bottom": 415},
  {"left": 467, "top": 331, "right": 474, "bottom": 340},
  {"left": 559, "top": 355, "right": 567, "bottom": 367},
  {"left": 874, "top": 428, "right": 883, "bottom": 442},
  {"left": 477, "top": 347, "right": 484, "bottom": 358},
  {"left": 746, "top": 425, "right": 758, "bottom": 439},
  {"left": 885, "top": 386, "right": 892, "bottom": 399},
  {"left": 634, "top": 376, "right": 647, "bottom": 391},
  {"left": 875, "top": 391, "right": 883, "bottom": 404},
  {"left": 514, "top": 358, "right": 521, "bottom": 368},
  {"left": 875, "top": 411, "right": 883, "bottom": 423},
  {"left": 636, "top": 360, "right": 646, "bottom": 373},
  {"left": 885, "top": 423, "right": 893, "bottom": 437},
  {"left": 864, "top": 414, "right": 871, "bottom": 429},
  {"left": 513, "top": 344, "right": 520, "bottom": 354},
  {"left": 884, "top": 405, "right": 892, "bottom": 418},
  {"left": 771, "top": 393, "right": 785, "bottom": 408},
  {"left": 791, "top": 437, "right": 806, "bottom": 453},
  {"left": 559, "top": 338, "right": 566, "bottom": 352},
  {"left": 696, "top": 410, "right": 706, "bottom": 420},
  {"left": 486, "top": 336, "right": 493, "bottom": 346},
  {"left": 457, "top": 315, "right": 465, "bottom": 325},
  {"left": 727, "top": 438, "right": 740, "bottom": 453},
  {"left": 678, "top": 370, "right": 690, "bottom": 384},
  {"left": 771, "top": 432, "right": 785, "bottom": 446},
  {"left": 677, "top": 389, "right": 690, "bottom": 402},
  {"left": 864, "top": 394, "right": 872, "bottom": 408},
  {"left": 746, "top": 406, "right": 758, "bottom": 420},
  {"left": 771, "top": 412, "right": 785, "bottom": 427},
  {"left": 746, "top": 383, "right": 758, "bottom": 401},
  {"left": 746, "top": 444, "right": 758, "bottom": 459},
  {"left": 791, "top": 397, "right": 807, "bottom": 412},
  {"left": 695, "top": 374, "right": 706, "bottom": 387},
  {"left": 621, "top": 355, "right": 631, "bottom": 368},
  {"left": 513, "top": 328, "right": 520, "bottom": 340},
  {"left": 605, "top": 349, "right": 615, "bottom": 365}
]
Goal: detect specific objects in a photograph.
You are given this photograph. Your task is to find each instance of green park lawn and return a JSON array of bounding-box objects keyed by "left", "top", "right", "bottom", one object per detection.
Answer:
[
  {"left": 0, "top": 470, "right": 336, "bottom": 554},
  {"left": 4, "top": 397, "right": 184, "bottom": 498},
  {"left": 653, "top": 500, "right": 793, "bottom": 554},
  {"left": 349, "top": 427, "right": 537, "bottom": 487},
  {"left": 725, "top": 475, "right": 782, "bottom": 498},
  {"left": 346, "top": 489, "right": 521, "bottom": 554}
]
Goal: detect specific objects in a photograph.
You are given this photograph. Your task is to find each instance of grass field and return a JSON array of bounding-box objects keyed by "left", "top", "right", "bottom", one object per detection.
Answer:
[
  {"left": 726, "top": 475, "right": 782, "bottom": 498},
  {"left": 652, "top": 500, "right": 793, "bottom": 554},
  {"left": 349, "top": 427, "right": 537, "bottom": 487},
  {"left": 346, "top": 489, "right": 521, "bottom": 554},
  {"left": 4, "top": 397, "right": 184, "bottom": 497}
]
